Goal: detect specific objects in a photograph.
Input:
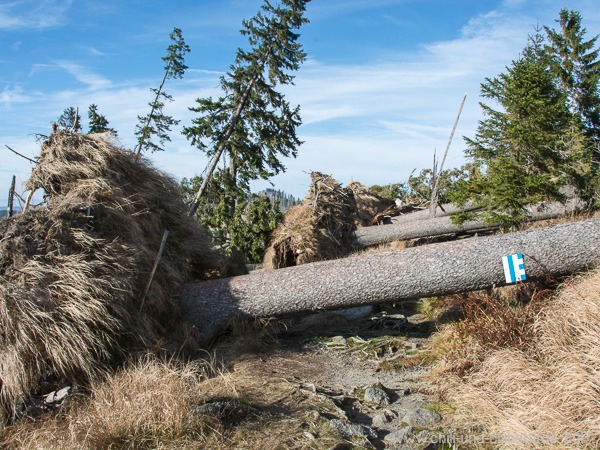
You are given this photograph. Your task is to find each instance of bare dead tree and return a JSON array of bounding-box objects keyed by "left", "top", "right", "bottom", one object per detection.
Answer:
[{"left": 429, "top": 93, "right": 467, "bottom": 217}]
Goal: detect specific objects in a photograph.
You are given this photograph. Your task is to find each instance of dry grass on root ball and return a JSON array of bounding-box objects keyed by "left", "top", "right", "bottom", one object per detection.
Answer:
[
  {"left": 263, "top": 172, "right": 358, "bottom": 269},
  {"left": 346, "top": 181, "right": 393, "bottom": 227},
  {"left": 0, "top": 131, "right": 222, "bottom": 418}
]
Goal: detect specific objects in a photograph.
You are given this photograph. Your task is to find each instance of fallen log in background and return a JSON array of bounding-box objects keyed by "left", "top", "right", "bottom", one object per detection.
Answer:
[
  {"left": 390, "top": 201, "right": 481, "bottom": 224},
  {"left": 355, "top": 198, "right": 584, "bottom": 248},
  {"left": 179, "top": 217, "right": 600, "bottom": 346}
]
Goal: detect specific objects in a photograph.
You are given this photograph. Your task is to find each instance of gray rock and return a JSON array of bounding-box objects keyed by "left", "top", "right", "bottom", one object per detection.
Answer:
[
  {"left": 371, "top": 410, "right": 397, "bottom": 428},
  {"left": 403, "top": 408, "right": 442, "bottom": 427},
  {"left": 328, "top": 336, "right": 347, "bottom": 347},
  {"left": 416, "top": 430, "right": 434, "bottom": 446},
  {"left": 334, "top": 305, "right": 374, "bottom": 319},
  {"left": 330, "top": 419, "right": 377, "bottom": 440},
  {"left": 363, "top": 387, "right": 390, "bottom": 407},
  {"left": 384, "top": 426, "right": 413, "bottom": 444},
  {"left": 44, "top": 386, "right": 71, "bottom": 404},
  {"left": 195, "top": 399, "right": 258, "bottom": 423}
]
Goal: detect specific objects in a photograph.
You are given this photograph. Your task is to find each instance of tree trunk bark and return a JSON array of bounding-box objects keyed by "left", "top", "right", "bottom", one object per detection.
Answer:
[
  {"left": 7, "top": 175, "right": 16, "bottom": 218},
  {"left": 179, "top": 217, "right": 600, "bottom": 346},
  {"left": 356, "top": 198, "right": 583, "bottom": 248},
  {"left": 391, "top": 201, "right": 482, "bottom": 224}
]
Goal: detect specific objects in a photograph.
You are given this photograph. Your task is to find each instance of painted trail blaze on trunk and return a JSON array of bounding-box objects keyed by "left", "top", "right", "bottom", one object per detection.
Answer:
[
  {"left": 180, "top": 218, "right": 600, "bottom": 346},
  {"left": 502, "top": 253, "right": 526, "bottom": 283}
]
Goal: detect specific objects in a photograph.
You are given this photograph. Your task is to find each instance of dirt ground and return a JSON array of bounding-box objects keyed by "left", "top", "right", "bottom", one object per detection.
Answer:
[{"left": 211, "top": 302, "right": 454, "bottom": 449}]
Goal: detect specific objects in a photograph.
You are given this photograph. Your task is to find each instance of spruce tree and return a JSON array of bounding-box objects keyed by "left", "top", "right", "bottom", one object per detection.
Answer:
[
  {"left": 545, "top": 9, "right": 600, "bottom": 145},
  {"left": 184, "top": 0, "right": 310, "bottom": 223},
  {"left": 230, "top": 195, "right": 283, "bottom": 263},
  {"left": 452, "top": 33, "right": 573, "bottom": 228},
  {"left": 135, "top": 27, "right": 190, "bottom": 156},
  {"left": 57, "top": 106, "right": 82, "bottom": 132},
  {"left": 87, "top": 104, "right": 113, "bottom": 134}
]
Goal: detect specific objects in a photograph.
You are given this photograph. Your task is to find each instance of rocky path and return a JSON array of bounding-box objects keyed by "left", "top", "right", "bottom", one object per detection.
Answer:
[{"left": 216, "top": 304, "right": 454, "bottom": 449}]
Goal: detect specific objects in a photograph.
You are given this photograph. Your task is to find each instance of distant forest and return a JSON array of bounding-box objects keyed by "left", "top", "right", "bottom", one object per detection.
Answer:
[{"left": 258, "top": 188, "right": 300, "bottom": 212}]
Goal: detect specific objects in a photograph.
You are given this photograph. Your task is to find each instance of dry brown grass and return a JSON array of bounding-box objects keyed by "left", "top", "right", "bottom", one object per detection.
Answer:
[
  {"left": 435, "top": 268, "right": 600, "bottom": 449},
  {"left": 1, "top": 350, "right": 344, "bottom": 450},
  {"left": 0, "top": 131, "right": 222, "bottom": 418},
  {"left": 346, "top": 181, "right": 393, "bottom": 227},
  {"left": 263, "top": 172, "right": 358, "bottom": 269},
  {"left": 0, "top": 357, "right": 218, "bottom": 449}
]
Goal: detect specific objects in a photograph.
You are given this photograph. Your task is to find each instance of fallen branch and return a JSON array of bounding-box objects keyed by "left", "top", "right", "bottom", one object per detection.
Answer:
[
  {"left": 5, "top": 145, "right": 37, "bottom": 164},
  {"left": 179, "top": 217, "right": 600, "bottom": 345}
]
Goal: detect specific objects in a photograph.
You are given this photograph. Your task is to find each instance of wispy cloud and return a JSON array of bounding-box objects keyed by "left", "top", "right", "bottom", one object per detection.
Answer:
[
  {"left": 54, "top": 60, "right": 112, "bottom": 89},
  {"left": 10, "top": 40, "right": 23, "bottom": 52},
  {"left": 2, "top": 0, "right": 599, "bottom": 199},
  {"left": 0, "top": 85, "right": 31, "bottom": 108},
  {"left": 0, "top": 0, "right": 73, "bottom": 30},
  {"left": 85, "top": 47, "right": 106, "bottom": 57}
]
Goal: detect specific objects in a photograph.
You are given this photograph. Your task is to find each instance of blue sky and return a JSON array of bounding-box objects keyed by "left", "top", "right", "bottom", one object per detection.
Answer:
[{"left": 1, "top": 0, "right": 599, "bottom": 204}]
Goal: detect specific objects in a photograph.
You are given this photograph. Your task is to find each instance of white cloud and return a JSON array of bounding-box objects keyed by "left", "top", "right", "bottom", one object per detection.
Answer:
[
  {"left": 0, "top": 0, "right": 73, "bottom": 30},
  {"left": 2, "top": 0, "right": 600, "bottom": 201},
  {"left": 54, "top": 60, "right": 112, "bottom": 89},
  {"left": 0, "top": 85, "right": 31, "bottom": 108},
  {"left": 10, "top": 40, "right": 23, "bottom": 52}
]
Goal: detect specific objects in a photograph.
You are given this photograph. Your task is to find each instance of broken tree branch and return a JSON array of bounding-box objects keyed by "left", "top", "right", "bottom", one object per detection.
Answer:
[
  {"left": 5, "top": 145, "right": 37, "bottom": 164},
  {"left": 429, "top": 93, "right": 467, "bottom": 218},
  {"left": 7, "top": 176, "right": 16, "bottom": 218}
]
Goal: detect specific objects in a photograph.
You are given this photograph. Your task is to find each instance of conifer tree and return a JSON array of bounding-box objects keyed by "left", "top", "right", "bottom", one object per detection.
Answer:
[
  {"left": 57, "top": 106, "right": 82, "bottom": 132},
  {"left": 87, "top": 104, "right": 113, "bottom": 134},
  {"left": 230, "top": 195, "right": 283, "bottom": 263},
  {"left": 179, "top": 175, "right": 283, "bottom": 261},
  {"left": 184, "top": 0, "right": 310, "bottom": 221},
  {"left": 135, "top": 27, "right": 190, "bottom": 157},
  {"left": 545, "top": 9, "right": 600, "bottom": 146},
  {"left": 452, "top": 32, "right": 573, "bottom": 229}
]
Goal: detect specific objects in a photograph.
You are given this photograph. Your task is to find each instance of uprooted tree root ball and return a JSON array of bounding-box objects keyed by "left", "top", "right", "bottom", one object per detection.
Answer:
[
  {"left": 346, "top": 181, "right": 394, "bottom": 227},
  {"left": 263, "top": 172, "right": 358, "bottom": 269},
  {"left": 0, "top": 131, "right": 222, "bottom": 419}
]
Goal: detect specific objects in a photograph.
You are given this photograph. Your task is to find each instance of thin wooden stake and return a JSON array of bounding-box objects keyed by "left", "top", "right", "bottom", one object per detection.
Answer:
[
  {"left": 430, "top": 93, "right": 467, "bottom": 218},
  {"left": 7, "top": 175, "right": 16, "bottom": 218},
  {"left": 140, "top": 229, "right": 170, "bottom": 310},
  {"left": 23, "top": 189, "right": 35, "bottom": 211}
]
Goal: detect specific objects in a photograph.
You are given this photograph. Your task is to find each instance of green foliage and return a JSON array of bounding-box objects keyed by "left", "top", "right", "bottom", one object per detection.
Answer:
[
  {"left": 370, "top": 167, "right": 466, "bottom": 204},
  {"left": 180, "top": 175, "right": 283, "bottom": 262},
  {"left": 545, "top": 9, "right": 600, "bottom": 145},
  {"left": 58, "top": 105, "right": 115, "bottom": 135},
  {"left": 57, "top": 106, "right": 82, "bottom": 132},
  {"left": 407, "top": 167, "right": 467, "bottom": 204},
  {"left": 369, "top": 183, "right": 408, "bottom": 201},
  {"left": 230, "top": 196, "right": 283, "bottom": 263},
  {"left": 87, "top": 104, "right": 115, "bottom": 134},
  {"left": 451, "top": 11, "right": 600, "bottom": 228},
  {"left": 135, "top": 27, "right": 190, "bottom": 155},
  {"left": 183, "top": 0, "right": 309, "bottom": 261},
  {"left": 184, "top": 0, "right": 309, "bottom": 186}
]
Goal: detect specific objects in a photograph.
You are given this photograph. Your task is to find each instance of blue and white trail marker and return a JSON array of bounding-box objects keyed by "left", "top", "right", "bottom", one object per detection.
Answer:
[{"left": 502, "top": 253, "right": 526, "bottom": 284}]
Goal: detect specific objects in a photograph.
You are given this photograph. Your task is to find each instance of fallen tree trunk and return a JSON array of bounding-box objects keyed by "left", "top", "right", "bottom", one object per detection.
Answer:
[
  {"left": 179, "top": 217, "right": 600, "bottom": 346},
  {"left": 355, "top": 198, "right": 583, "bottom": 248},
  {"left": 390, "top": 201, "right": 481, "bottom": 224},
  {"left": 390, "top": 187, "right": 579, "bottom": 225}
]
